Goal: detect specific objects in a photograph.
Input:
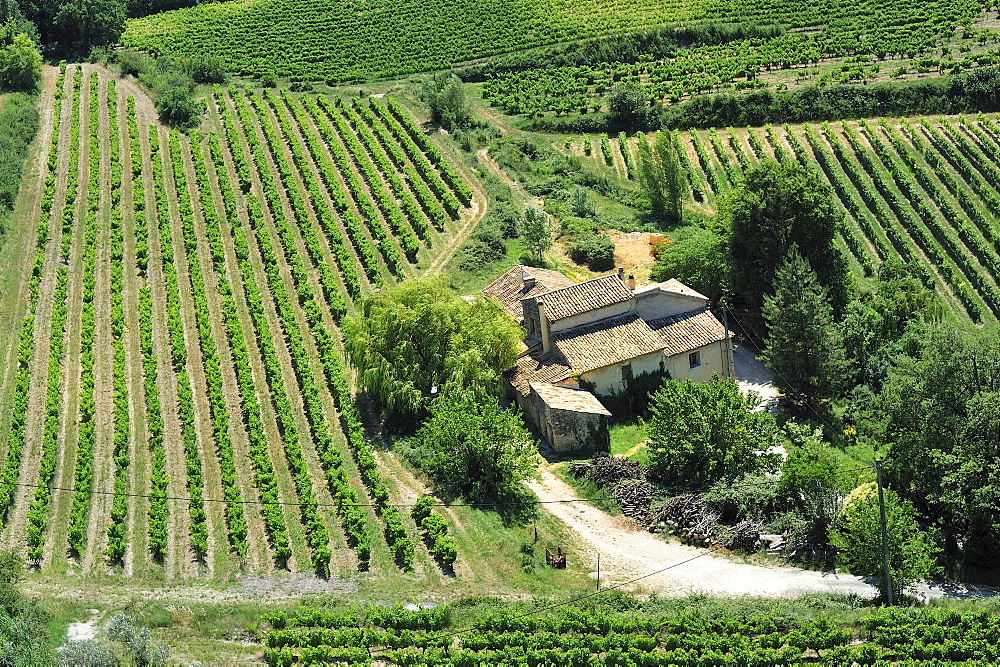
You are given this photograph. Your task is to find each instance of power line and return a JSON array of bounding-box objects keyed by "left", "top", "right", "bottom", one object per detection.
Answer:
[
  {"left": 366, "top": 546, "right": 724, "bottom": 658},
  {"left": 725, "top": 306, "right": 843, "bottom": 435}
]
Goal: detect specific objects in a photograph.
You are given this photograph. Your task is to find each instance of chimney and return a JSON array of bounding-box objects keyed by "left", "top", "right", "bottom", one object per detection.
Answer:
[
  {"left": 627, "top": 275, "right": 636, "bottom": 291},
  {"left": 538, "top": 301, "right": 552, "bottom": 353},
  {"left": 522, "top": 272, "right": 536, "bottom": 290},
  {"left": 617, "top": 267, "right": 624, "bottom": 280}
]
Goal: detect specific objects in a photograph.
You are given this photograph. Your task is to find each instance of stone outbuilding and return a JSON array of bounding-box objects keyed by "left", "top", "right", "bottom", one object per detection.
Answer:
[{"left": 483, "top": 265, "right": 734, "bottom": 455}]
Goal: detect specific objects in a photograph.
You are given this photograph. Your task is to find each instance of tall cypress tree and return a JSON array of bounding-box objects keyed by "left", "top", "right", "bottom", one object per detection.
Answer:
[
  {"left": 762, "top": 245, "right": 848, "bottom": 406},
  {"left": 637, "top": 129, "right": 684, "bottom": 224}
]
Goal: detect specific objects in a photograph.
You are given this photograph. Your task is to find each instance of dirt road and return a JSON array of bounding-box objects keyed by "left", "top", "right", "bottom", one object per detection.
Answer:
[{"left": 529, "top": 467, "right": 995, "bottom": 600}]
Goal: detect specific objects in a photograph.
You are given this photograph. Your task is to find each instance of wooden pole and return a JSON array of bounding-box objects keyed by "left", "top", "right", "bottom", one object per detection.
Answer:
[{"left": 875, "top": 459, "right": 894, "bottom": 605}]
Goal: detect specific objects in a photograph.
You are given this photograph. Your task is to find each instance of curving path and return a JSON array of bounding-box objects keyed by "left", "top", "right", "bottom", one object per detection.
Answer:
[{"left": 529, "top": 466, "right": 996, "bottom": 600}]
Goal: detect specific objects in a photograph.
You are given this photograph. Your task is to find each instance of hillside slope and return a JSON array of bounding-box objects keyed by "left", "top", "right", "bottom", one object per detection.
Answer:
[{"left": 121, "top": 0, "right": 981, "bottom": 83}]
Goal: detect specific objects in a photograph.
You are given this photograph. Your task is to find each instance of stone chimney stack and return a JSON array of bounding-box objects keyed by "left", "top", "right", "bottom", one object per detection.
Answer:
[
  {"left": 522, "top": 272, "right": 536, "bottom": 289},
  {"left": 538, "top": 301, "right": 552, "bottom": 353},
  {"left": 627, "top": 275, "right": 636, "bottom": 291},
  {"left": 617, "top": 267, "right": 624, "bottom": 280}
]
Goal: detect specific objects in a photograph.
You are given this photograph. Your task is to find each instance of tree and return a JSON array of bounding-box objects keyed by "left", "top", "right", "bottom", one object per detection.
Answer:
[
  {"left": 831, "top": 485, "right": 940, "bottom": 601},
  {"left": 761, "top": 245, "right": 849, "bottom": 406},
  {"left": 421, "top": 73, "right": 471, "bottom": 131},
  {"left": 646, "top": 376, "right": 780, "bottom": 488},
  {"left": 415, "top": 388, "right": 536, "bottom": 501},
  {"left": 569, "top": 186, "right": 594, "bottom": 218},
  {"left": 636, "top": 129, "right": 684, "bottom": 224},
  {"left": 0, "top": 19, "right": 40, "bottom": 91},
  {"left": 342, "top": 276, "right": 522, "bottom": 427},
  {"left": 649, "top": 225, "right": 727, "bottom": 303},
  {"left": 723, "top": 160, "right": 849, "bottom": 333},
  {"left": 869, "top": 323, "right": 1000, "bottom": 568},
  {"left": 520, "top": 205, "right": 554, "bottom": 264},
  {"left": 155, "top": 85, "right": 201, "bottom": 128},
  {"left": 51, "top": 0, "right": 126, "bottom": 53},
  {"left": 607, "top": 82, "right": 646, "bottom": 126}
]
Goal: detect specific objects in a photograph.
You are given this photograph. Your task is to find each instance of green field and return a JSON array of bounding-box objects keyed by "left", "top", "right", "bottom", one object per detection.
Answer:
[{"left": 121, "top": 0, "right": 981, "bottom": 82}]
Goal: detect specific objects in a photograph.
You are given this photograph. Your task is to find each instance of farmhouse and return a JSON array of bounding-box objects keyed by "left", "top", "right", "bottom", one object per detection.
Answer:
[{"left": 483, "top": 265, "right": 733, "bottom": 454}]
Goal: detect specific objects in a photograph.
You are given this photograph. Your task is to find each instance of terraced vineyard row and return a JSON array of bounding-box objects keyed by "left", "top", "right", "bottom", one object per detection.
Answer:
[
  {"left": 0, "top": 66, "right": 475, "bottom": 578},
  {"left": 260, "top": 604, "right": 1000, "bottom": 665},
  {"left": 633, "top": 115, "right": 1000, "bottom": 323}
]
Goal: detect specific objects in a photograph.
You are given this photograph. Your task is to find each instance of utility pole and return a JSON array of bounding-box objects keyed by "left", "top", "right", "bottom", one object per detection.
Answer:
[
  {"left": 596, "top": 553, "right": 600, "bottom": 591},
  {"left": 721, "top": 301, "right": 734, "bottom": 379},
  {"left": 875, "top": 459, "right": 894, "bottom": 605}
]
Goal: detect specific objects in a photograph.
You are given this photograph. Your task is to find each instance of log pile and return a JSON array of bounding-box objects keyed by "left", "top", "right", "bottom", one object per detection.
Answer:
[
  {"left": 585, "top": 457, "right": 643, "bottom": 488},
  {"left": 725, "top": 520, "right": 763, "bottom": 553},
  {"left": 647, "top": 494, "right": 718, "bottom": 546},
  {"left": 611, "top": 479, "right": 652, "bottom": 521}
]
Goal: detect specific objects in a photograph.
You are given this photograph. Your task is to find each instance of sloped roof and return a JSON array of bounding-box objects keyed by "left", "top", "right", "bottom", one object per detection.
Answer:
[
  {"left": 634, "top": 278, "right": 709, "bottom": 302},
  {"left": 647, "top": 307, "right": 729, "bottom": 357},
  {"left": 507, "top": 350, "right": 572, "bottom": 395},
  {"left": 551, "top": 313, "right": 665, "bottom": 374},
  {"left": 481, "top": 264, "right": 576, "bottom": 321},
  {"left": 538, "top": 274, "right": 633, "bottom": 321},
  {"left": 530, "top": 383, "right": 611, "bottom": 415}
]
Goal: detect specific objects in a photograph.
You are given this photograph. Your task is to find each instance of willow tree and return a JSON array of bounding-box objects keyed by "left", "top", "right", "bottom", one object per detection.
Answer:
[{"left": 342, "top": 276, "right": 522, "bottom": 428}]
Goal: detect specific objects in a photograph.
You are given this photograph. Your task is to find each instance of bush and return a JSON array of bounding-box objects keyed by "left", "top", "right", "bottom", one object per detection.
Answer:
[
  {"left": 183, "top": 54, "right": 227, "bottom": 83},
  {"left": 156, "top": 87, "right": 202, "bottom": 128},
  {"left": 411, "top": 496, "right": 435, "bottom": 524},
  {"left": 569, "top": 232, "right": 615, "bottom": 271}
]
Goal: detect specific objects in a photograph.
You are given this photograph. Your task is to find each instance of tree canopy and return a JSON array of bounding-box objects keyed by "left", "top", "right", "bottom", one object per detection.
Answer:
[
  {"left": 413, "top": 388, "right": 536, "bottom": 502},
  {"left": 521, "top": 205, "right": 554, "bottom": 264},
  {"left": 422, "top": 73, "right": 471, "bottom": 131},
  {"left": 871, "top": 323, "right": 1000, "bottom": 568},
  {"left": 646, "top": 375, "right": 780, "bottom": 488},
  {"left": 0, "top": 19, "right": 39, "bottom": 91},
  {"left": 831, "top": 484, "right": 940, "bottom": 601},
  {"left": 762, "top": 245, "right": 849, "bottom": 406},
  {"left": 723, "top": 159, "right": 849, "bottom": 333},
  {"left": 649, "top": 224, "right": 727, "bottom": 303},
  {"left": 636, "top": 129, "right": 684, "bottom": 224},
  {"left": 342, "top": 276, "right": 522, "bottom": 427}
]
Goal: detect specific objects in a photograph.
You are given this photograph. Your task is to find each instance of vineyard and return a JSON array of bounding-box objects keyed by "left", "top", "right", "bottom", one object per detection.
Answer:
[
  {"left": 566, "top": 112, "right": 1000, "bottom": 323},
  {"left": 258, "top": 602, "right": 1000, "bottom": 665},
  {"left": 120, "top": 0, "right": 981, "bottom": 84},
  {"left": 0, "top": 63, "right": 481, "bottom": 578}
]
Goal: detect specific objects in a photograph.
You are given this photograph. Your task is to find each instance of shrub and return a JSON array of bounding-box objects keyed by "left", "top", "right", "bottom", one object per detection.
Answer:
[{"left": 569, "top": 233, "right": 615, "bottom": 271}]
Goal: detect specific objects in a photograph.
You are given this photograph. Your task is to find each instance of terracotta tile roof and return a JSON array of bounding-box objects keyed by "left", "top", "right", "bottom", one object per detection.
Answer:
[
  {"left": 538, "top": 274, "right": 633, "bottom": 321},
  {"left": 481, "top": 264, "right": 576, "bottom": 321},
  {"left": 647, "top": 308, "right": 729, "bottom": 357},
  {"left": 507, "top": 350, "right": 572, "bottom": 395},
  {"left": 530, "top": 383, "right": 611, "bottom": 415},
  {"left": 552, "top": 313, "right": 665, "bottom": 373},
  {"left": 634, "top": 279, "right": 709, "bottom": 302}
]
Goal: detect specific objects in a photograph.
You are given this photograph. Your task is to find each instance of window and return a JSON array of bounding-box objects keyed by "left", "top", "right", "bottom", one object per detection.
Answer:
[{"left": 688, "top": 351, "right": 701, "bottom": 369}]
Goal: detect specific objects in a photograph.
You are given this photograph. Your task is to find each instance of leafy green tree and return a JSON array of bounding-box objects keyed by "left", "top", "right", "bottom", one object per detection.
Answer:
[
  {"left": 723, "top": 160, "right": 849, "bottom": 333},
  {"left": 415, "top": 388, "right": 536, "bottom": 501},
  {"left": 637, "top": 129, "right": 683, "bottom": 224},
  {"left": 761, "top": 246, "right": 849, "bottom": 406},
  {"left": 649, "top": 225, "right": 727, "bottom": 303},
  {"left": 520, "top": 205, "right": 554, "bottom": 264},
  {"left": 52, "top": 0, "right": 126, "bottom": 53},
  {"left": 155, "top": 85, "right": 201, "bottom": 128},
  {"left": 831, "top": 485, "right": 940, "bottom": 601},
  {"left": 646, "top": 376, "right": 780, "bottom": 488},
  {"left": 0, "top": 19, "right": 39, "bottom": 91},
  {"left": 422, "top": 73, "right": 471, "bottom": 131},
  {"left": 839, "top": 258, "right": 941, "bottom": 388},
  {"left": 871, "top": 324, "right": 1000, "bottom": 568},
  {"left": 343, "top": 277, "right": 522, "bottom": 427},
  {"left": 607, "top": 82, "right": 646, "bottom": 126},
  {"left": 569, "top": 186, "right": 594, "bottom": 218}
]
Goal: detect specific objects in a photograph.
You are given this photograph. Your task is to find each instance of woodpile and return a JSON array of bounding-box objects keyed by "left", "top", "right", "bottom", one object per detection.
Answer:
[
  {"left": 611, "top": 479, "right": 652, "bottom": 521},
  {"left": 725, "top": 520, "right": 763, "bottom": 553},
  {"left": 646, "top": 494, "right": 718, "bottom": 547},
  {"left": 585, "top": 456, "right": 643, "bottom": 488}
]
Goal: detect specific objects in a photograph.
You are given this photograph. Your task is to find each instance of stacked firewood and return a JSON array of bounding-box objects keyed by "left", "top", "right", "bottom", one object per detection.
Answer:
[
  {"left": 611, "top": 479, "right": 652, "bottom": 521},
  {"left": 585, "top": 457, "right": 643, "bottom": 488},
  {"left": 725, "top": 520, "right": 763, "bottom": 552},
  {"left": 647, "top": 494, "right": 718, "bottom": 547}
]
